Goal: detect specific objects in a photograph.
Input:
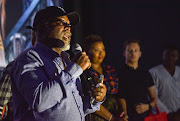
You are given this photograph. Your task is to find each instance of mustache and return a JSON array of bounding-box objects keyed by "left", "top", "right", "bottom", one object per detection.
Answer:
[
  {"left": 64, "top": 30, "right": 72, "bottom": 37},
  {"left": 41, "top": 30, "right": 72, "bottom": 48}
]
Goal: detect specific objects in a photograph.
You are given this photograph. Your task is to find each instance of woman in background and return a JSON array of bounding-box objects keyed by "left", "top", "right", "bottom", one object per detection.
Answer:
[{"left": 82, "top": 35, "right": 122, "bottom": 121}]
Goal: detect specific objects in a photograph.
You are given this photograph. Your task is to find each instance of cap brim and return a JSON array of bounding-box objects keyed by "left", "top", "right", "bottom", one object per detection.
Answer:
[
  {"left": 67, "top": 12, "right": 80, "bottom": 26},
  {"left": 27, "top": 11, "right": 80, "bottom": 30}
]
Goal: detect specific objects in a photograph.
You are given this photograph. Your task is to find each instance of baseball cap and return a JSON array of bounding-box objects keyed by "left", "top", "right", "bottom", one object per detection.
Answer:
[{"left": 27, "top": 6, "right": 80, "bottom": 30}]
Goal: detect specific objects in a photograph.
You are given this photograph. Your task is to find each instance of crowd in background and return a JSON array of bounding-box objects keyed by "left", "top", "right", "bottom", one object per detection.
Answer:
[{"left": 80, "top": 35, "right": 180, "bottom": 121}]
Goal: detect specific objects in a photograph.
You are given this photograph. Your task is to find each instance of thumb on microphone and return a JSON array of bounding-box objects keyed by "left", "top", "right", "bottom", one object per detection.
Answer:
[{"left": 72, "top": 44, "right": 91, "bottom": 71}]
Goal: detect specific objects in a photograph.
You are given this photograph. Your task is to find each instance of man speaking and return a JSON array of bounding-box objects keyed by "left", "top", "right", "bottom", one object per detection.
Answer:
[{"left": 10, "top": 6, "right": 106, "bottom": 121}]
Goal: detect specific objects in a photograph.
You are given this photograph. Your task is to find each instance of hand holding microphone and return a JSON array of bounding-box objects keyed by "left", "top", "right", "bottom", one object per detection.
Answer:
[
  {"left": 72, "top": 44, "right": 91, "bottom": 71},
  {"left": 72, "top": 44, "right": 106, "bottom": 102}
]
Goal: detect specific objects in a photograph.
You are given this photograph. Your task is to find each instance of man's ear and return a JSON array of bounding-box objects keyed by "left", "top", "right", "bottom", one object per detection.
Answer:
[
  {"left": 31, "top": 31, "right": 36, "bottom": 46},
  {"left": 139, "top": 51, "right": 142, "bottom": 58}
]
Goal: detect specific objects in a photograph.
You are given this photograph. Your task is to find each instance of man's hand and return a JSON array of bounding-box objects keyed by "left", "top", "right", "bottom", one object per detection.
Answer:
[
  {"left": 90, "top": 83, "right": 107, "bottom": 102},
  {"left": 135, "top": 103, "right": 149, "bottom": 114},
  {"left": 73, "top": 52, "right": 91, "bottom": 71}
]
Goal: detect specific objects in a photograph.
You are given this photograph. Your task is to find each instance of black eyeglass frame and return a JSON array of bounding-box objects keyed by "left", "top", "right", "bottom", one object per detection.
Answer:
[{"left": 48, "top": 18, "right": 72, "bottom": 29}]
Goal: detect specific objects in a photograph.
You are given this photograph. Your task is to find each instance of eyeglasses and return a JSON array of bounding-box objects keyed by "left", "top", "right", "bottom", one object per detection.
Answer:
[{"left": 49, "top": 19, "right": 71, "bottom": 28}]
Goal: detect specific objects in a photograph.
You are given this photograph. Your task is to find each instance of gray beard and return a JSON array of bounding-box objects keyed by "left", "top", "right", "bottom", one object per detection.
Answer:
[{"left": 60, "top": 43, "right": 70, "bottom": 51}]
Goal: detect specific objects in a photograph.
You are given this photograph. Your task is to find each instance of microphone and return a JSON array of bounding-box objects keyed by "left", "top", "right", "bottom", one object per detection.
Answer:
[
  {"left": 72, "top": 43, "right": 94, "bottom": 101},
  {"left": 72, "top": 44, "right": 104, "bottom": 104},
  {"left": 72, "top": 43, "right": 82, "bottom": 55}
]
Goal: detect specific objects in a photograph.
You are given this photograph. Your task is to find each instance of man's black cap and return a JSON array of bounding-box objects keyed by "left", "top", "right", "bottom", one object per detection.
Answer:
[{"left": 27, "top": 6, "right": 80, "bottom": 30}]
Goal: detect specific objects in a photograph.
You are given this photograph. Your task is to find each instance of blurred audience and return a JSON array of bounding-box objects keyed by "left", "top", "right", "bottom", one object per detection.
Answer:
[
  {"left": 0, "top": 62, "right": 13, "bottom": 121},
  {"left": 117, "top": 39, "right": 157, "bottom": 121},
  {"left": 82, "top": 35, "right": 121, "bottom": 121},
  {"left": 149, "top": 45, "right": 180, "bottom": 121},
  {"left": 0, "top": 31, "right": 36, "bottom": 121}
]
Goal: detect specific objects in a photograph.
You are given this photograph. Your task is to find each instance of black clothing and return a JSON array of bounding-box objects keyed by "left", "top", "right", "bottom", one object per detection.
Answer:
[
  {"left": 118, "top": 64, "right": 154, "bottom": 121},
  {"left": 0, "top": 67, "right": 4, "bottom": 82}
]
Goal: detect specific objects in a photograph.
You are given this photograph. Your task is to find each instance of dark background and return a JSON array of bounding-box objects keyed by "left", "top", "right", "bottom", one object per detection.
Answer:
[{"left": 4, "top": 1, "right": 180, "bottom": 69}]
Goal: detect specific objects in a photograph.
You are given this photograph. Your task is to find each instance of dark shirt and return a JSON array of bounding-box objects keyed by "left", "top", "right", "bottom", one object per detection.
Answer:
[
  {"left": 0, "top": 67, "right": 4, "bottom": 81},
  {"left": 118, "top": 64, "right": 154, "bottom": 121},
  {"left": 0, "top": 62, "right": 13, "bottom": 120}
]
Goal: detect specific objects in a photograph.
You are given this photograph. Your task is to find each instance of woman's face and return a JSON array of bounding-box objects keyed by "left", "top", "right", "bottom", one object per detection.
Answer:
[{"left": 88, "top": 41, "right": 106, "bottom": 64}]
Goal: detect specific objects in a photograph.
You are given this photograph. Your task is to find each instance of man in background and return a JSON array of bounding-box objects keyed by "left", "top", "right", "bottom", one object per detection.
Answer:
[
  {"left": 118, "top": 39, "right": 157, "bottom": 121},
  {"left": 149, "top": 45, "right": 180, "bottom": 121}
]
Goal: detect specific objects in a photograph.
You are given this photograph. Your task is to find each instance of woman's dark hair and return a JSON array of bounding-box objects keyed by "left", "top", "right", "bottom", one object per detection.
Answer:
[{"left": 82, "top": 35, "right": 103, "bottom": 52}]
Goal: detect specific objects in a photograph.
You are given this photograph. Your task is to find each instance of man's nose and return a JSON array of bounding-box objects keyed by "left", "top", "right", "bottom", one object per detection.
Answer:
[{"left": 130, "top": 50, "right": 135, "bottom": 55}]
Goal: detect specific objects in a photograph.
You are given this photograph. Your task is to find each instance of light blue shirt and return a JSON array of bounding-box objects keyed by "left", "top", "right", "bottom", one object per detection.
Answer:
[
  {"left": 149, "top": 65, "right": 180, "bottom": 113},
  {"left": 10, "top": 42, "right": 101, "bottom": 121}
]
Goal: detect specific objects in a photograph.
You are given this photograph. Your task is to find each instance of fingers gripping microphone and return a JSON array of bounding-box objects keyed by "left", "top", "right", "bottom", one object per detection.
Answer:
[
  {"left": 72, "top": 43, "right": 82, "bottom": 55},
  {"left": 72, "top": 43, "right": 93, "bottom": 101},
  {"left": 72, "top": 44, "right": 104, "bottom": 104}
]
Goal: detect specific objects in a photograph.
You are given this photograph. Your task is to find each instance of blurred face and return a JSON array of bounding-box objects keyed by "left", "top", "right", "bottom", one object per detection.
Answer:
[
  {"left": 48, "top": 15, "right": 72, "bottom": 51},
  {"left": 124, "top": 42, "right": 141, "bottom": 64},
  {"left": 88, "top": 41, "right": 106, "bottom": 64},
  {"left": 163, "top": 49, "right": 179, "bottom": 66}
]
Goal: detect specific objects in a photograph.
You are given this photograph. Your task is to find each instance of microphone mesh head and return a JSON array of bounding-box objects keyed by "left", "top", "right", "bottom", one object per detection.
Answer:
[{"left": 72, "top": 43, "right": 82, "bottom": 55}]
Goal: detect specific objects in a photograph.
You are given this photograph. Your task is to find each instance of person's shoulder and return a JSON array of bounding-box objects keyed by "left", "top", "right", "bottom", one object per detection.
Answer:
[
  {"left": 175, "top": 65, "right": 180, "bottom": 72},
  {"left": 175, "top": 65, "right": 180, "bottom": 69},
  {"left": 138, "top": 67, "right": 150, "bottom": 76},
  {"left": 118, "top": 64, "right": 127, "bottom": 71},
  {"left": 116, "top": 64, "right": 129, "bottom": 78},
  {"left": 149, "top": 64, "right": 163, "bottom": 72},
  {"left": 12, "top": 48, "right": 37, "bottom": 66}
]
